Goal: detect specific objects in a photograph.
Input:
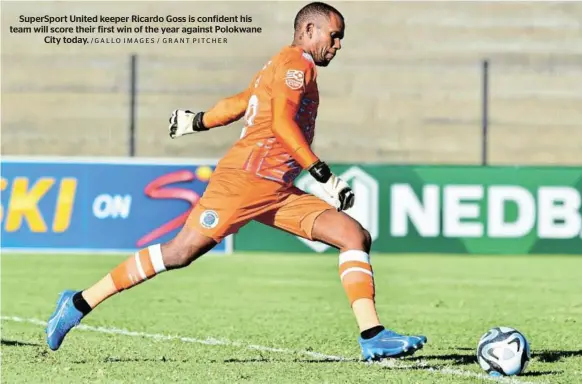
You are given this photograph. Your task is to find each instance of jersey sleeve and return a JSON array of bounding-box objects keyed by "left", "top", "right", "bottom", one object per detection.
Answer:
[
  {"left": 270, "top": 55, "right": 319, "bottom": 169},
  {"left": 203, "top": 89, "right": 250, "bottom": 128}
]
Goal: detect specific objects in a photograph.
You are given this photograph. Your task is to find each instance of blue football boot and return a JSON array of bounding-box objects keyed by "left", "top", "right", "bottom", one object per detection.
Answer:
[
  {"left": 358, "top": 329, "right": 427, "bottom": 361},
  {"left": 45, "top": 290, "right": 85, "bottom": 351}
]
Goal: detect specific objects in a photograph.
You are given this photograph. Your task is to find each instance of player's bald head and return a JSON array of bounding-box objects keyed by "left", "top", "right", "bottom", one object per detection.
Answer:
[
  {"left": 293, "top": 2, "right": 344, "bottom": 33},
  {"left": 292, "top": 2, "right": 345, "bottom": 67}
]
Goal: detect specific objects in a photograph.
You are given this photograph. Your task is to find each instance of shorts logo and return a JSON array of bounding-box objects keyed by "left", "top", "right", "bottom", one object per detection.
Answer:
[
  {"left": 285, "top": 69, "right": 304, "bottom": 90},
  {"left": 200, "top": 210, "right": 219, "bottom": 229}
]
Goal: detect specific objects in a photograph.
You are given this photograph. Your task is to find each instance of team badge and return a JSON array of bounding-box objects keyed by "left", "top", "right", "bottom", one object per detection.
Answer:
[
  {"left": 200, "top": 210, "right": 219, "bottom": 229},
  {"left": 285, "top": 69, "right": 304, "bottom": 90}
]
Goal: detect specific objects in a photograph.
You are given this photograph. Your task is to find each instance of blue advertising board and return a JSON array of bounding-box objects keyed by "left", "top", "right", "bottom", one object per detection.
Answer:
[{"left": 0, "top": 157, "right": 232, "bottom": 254}]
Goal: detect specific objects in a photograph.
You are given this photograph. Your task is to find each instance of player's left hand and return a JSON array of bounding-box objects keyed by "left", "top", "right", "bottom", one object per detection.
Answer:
[
  {"left": 308, "top": 160, "right": 355, "bottom": 211},
  {"left": 168, "top": 109, "right": 208, "bottom": 139},
  {"left": 323, "top": 173, "right": 355, "bottom": 211}
]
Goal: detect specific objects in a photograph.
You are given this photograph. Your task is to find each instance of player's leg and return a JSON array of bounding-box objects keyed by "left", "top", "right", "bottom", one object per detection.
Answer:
[
  {"left": 310, "top": 209, "right": 379, "bottom": 331},
  {"left": 310, "top": 209, "right": 427, "bottom": 360},
  {"left": 45, "top": 222, "right": 218, "bottom": 350},
  {"left": 81, "top": 226, "right": 218, "bottom": 310},
  {"left": 45, "top": 227, "right": 216, "bottom": 351},
  {"left": 256, "top": 191, "right": 380, "bottom": 329},
  {"left": 256, "top": 188, "right": 426, "bottom": 360},
  {"left": 45, "top": 168, "right": 252, "bottom": 351}
]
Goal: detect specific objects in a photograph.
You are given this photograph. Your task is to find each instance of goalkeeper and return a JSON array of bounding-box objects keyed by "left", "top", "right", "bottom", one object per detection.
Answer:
[{"left": 46, "top": 1, "right": 427, "bottom": 361}]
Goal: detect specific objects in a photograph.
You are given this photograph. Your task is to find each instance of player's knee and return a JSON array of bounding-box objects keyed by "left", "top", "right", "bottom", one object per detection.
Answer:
[
  {"left": 160, "top": 229, "right": 217, "bottom": 269},
  {"left": 342, "top": 221, "right": 372, "bottom": 253},
  {"left": 361, "top": 228, "right": 372, "bottom": 252},
  {"left": 160, "top": 239, "right": 198, "bottom": 269},
  {"left": 356, "top": 227, "right": 372, "bottom": 253}
]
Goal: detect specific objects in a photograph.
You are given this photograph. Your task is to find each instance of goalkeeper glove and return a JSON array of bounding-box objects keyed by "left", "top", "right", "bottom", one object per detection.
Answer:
[
  {"left": 168, "top": 109, "right": 208, "bottom": 139},
  {"left": 308, "top": 160, "right": 355, "bottom": 212}
]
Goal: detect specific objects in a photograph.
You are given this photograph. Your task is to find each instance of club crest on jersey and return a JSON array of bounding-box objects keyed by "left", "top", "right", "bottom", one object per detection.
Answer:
[
  {"left": 200, "top": 210, "right": 219, "bottom": 229},
  {"left": 285, "top": 69, "right": 304, "bottom": 90}
]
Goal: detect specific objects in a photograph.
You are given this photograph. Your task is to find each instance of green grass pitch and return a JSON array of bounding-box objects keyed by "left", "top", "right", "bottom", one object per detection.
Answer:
[{"left": 2, "top": 252, "right": 582, "bottom": 383}]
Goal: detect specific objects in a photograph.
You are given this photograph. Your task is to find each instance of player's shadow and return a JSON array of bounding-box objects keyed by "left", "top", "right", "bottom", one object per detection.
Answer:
[
  {"left": 409, "top": 351, "right": 476, "bottom": 366},
  {"left": 223, "top": 357, "right": 272, "bottom": 363},
  {"left": 410, "top": 348, "right": 582, "bottom": 365},
  {"left": 1, "top": 338, "right": 41, "bottom": 347},
  {"left": 533, "top": 349, "right": 582, "bottom": 363},
  {"left": 408, "top": 347, "right": 577, "bottom": 377},
  {"left": 74, "top": 356, "right": 189, "bottom": 364},
  {"left": 222, "top": 357, "right": 346, "bottom": 364},
  {"left": 520, "top": 371, "right": 561, "bottom": 377}
]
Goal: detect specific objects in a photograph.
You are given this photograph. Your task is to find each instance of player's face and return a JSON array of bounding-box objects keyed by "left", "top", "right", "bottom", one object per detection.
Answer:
[{"left": 312, "top": 13, "right": 344, "bottom": 67}]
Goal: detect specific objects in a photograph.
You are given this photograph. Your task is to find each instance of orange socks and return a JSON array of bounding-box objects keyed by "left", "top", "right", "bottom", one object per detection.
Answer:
[
  {"left": 110, "top": 244, "right": 167, "bottom": 292},
  {"left": 338, "top": 250, "right": 375, "bottom": 305}
]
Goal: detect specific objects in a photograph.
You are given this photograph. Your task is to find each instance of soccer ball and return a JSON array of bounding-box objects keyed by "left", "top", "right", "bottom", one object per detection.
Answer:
[{"left": 477, "top": 326, "right": 531, "bottom": 376}]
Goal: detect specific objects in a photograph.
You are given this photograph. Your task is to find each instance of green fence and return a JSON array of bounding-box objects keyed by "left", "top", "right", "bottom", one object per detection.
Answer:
[{"left": 234, "top": 165, "right": 582, "bottom": 255}]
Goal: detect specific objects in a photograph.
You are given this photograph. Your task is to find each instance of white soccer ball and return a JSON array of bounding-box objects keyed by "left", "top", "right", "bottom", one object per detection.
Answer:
[{"left": 477, "top": 326, "right": 531, "bottom": 376}]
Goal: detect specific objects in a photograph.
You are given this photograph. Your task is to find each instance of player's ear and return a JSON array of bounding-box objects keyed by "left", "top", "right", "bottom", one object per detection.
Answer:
[{"left": 305, "top": 22, "right": 315, "bottom": 39}]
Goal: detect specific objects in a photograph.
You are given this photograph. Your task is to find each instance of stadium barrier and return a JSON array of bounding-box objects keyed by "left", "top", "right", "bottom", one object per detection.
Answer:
[
  {"left": 2, "top": 157, "right": 580, "bottom": 255},
  {"left": 236, "top": 164, "right": 582, "bottom": 255},
  {"left": 0, "top": 157, "right": 232, "bottom": 254}
]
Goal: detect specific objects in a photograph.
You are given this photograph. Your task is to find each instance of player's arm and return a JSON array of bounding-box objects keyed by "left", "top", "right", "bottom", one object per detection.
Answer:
[
  {"left": 168, "top": 89, "right": 250, "bottom": 138},
  {"left": 271, "top": 96, "right": 318, "bottom": 169},
  {"left": 271, "top": 61, "right": 354, "bottom": 211},
  {"left": 203, "top": 88, "right": 251, "bottom": 128}
]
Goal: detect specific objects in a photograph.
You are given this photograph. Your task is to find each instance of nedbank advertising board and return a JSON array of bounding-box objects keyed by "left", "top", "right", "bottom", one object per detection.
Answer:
[{"left": 236, "top": 165, "right": 582, "bottom": 255}]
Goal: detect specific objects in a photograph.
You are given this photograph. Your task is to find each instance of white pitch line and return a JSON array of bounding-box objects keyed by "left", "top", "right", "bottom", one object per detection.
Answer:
[{"left": 2, "top": 316, "right": 540, "bottom": 384}]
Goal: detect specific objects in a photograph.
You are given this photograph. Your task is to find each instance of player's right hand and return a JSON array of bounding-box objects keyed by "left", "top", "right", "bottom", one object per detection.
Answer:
[
  {"left": 308, "top": 161, "right": 355, "bottom": 211},
  {"left": 168, "top": 109, "right": 208, "bottom": 139}
]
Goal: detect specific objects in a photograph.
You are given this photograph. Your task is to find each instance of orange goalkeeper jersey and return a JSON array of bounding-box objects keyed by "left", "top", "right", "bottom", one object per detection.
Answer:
[{"left": 216, "top": 45, "right": 319, "bottom": 185}]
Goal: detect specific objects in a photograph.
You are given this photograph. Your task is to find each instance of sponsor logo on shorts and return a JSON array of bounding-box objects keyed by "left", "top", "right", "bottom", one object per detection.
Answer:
[
  {"left": 200, "top": 210, "right": 219, "bottom": 229},
  {"left": 285, "top": 69, "right": 304, "bottom": 90}
]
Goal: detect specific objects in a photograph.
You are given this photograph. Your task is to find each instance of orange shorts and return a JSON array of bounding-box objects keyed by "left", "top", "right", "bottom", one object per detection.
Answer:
[{"left": 185, "top": 168, "right": 334, "bottom": 243}]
